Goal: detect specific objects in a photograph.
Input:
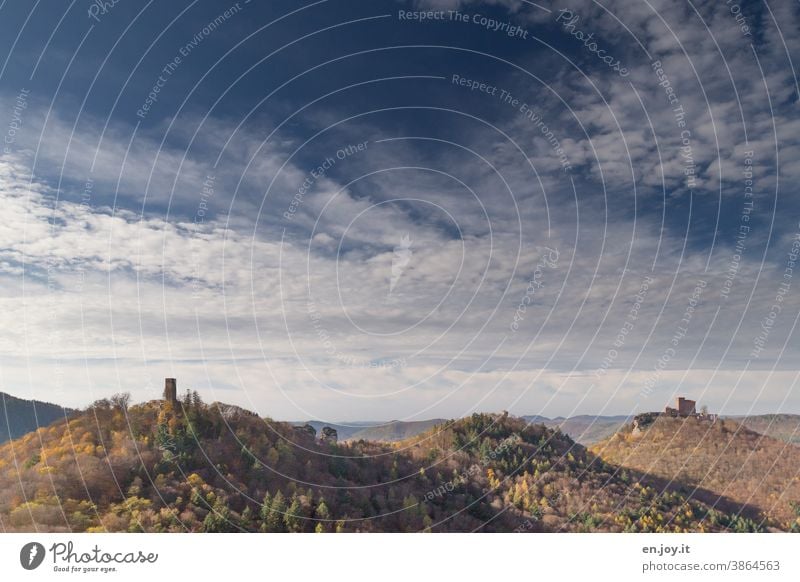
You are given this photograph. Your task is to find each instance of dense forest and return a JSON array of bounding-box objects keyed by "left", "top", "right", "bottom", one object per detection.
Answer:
[
  {"left": 0, "top": 393, "right": 792, "bottom": 532},
  {"left": 0, "top": 392, "right": 74, "bottom": 444}
]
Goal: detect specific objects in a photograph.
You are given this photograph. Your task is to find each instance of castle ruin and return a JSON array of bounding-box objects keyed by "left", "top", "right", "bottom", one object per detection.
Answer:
[
  {"left": 665, "top": 396, "right": 696, "bottom": 417},
  {"left": 632, "top": 396, "right": 716, "bottom": 434},
  {"left": 163, "top": 378, "right": 178, "bottom": 403}
]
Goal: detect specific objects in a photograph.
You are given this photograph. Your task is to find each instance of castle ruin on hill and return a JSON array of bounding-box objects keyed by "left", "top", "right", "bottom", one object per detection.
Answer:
[
  {"left": 162, "top": 377, "right": 340, "bottom": 444},
  {"left": 665, "top": 396, "right": 697, "bottom": 417},
  {"left": 632, "top": 396, "right": 717, "bottom": 433}
]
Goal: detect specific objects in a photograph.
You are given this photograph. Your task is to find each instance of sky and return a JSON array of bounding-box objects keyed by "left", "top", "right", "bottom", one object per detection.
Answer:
[{"left": 0, "top": 0, "right": 798, "bottom": 421}]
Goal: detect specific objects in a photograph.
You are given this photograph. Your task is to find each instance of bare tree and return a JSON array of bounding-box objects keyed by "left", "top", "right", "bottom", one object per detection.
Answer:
[{"left": 110, "top": 392, "right": 131, "bottom": 412}]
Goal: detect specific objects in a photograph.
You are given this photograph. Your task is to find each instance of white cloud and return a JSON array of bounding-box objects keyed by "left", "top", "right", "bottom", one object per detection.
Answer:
[
  {"left": 2, "top": 142, "right": 799, "bottom": 419},
  {"left": 0, "top": 0, "right": 798, "bottom": 419}
]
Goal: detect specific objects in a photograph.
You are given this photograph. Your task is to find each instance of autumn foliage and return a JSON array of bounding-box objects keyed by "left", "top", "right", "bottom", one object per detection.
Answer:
[{"left": 0, "top": 395, "right": 789, "bottom": 532}]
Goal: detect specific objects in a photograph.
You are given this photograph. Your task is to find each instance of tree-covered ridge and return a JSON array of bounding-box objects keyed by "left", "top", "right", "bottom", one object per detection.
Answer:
[
  {"left": 0, "top": 395, "right": 773, "bottom": 532},
  {"left": 0, "top": 391, "right": 76, "bottom": 444},
  {"left": 591, "top": 415, "right": 800, "bottom": 531}
]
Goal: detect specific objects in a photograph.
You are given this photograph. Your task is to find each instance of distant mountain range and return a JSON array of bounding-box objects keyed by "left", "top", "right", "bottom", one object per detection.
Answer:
[
  {"left": 298, "top": 415, "right": 632, "bottom": 445},
  {"left": 729, "top": 414, "right": 800, "bottom": 445},
  {"left": 303, "top": 413, "right": 800, "bottom": 448},
  {"left": 0, "top": 392, "right": 76, "bottom": 444},
  {"left": 295, "top": 419, "right": 445, "bottom": 442}
]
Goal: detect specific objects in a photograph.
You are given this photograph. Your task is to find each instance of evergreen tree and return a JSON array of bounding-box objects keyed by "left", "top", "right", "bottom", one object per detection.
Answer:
[
  {"left": 202, "top": 497, "right": 232, "bottom": 533},
  {"left": 284, "top": 495, "right": 303, "bottom": 532},
  {"left": 240, "top": 506, "right": 254, "bottom": 530},
  {"left": 263, "top": 491, "right": 286, "bottom": 532},
  {"left": 315, "top": 499, "right": 331, "bottom": 520},
  {"left": 314, "top": 498, "right": 331, "bottom": 532},
  {"left": 259, "top": 492, "right": 272, "bottom": 532}
]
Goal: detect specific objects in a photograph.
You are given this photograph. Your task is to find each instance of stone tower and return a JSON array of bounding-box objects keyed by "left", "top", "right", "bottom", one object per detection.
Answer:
[
  {"left": 164, "top": 378, "right": 177, "bottom": 403},
  {"left": 677, "top": 397, "right": 696, "bottom": 416}
]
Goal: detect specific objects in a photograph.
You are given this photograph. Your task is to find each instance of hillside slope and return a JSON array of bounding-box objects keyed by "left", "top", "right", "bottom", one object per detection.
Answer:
[
  {"left": 532, "top": 415, "right": 631, "bottom": 445},
  {"left": 0, "top": 392, "right": 75, "bottom": 444},
  {"left": 0, "top": 396, "right": 761, "bottom": 533},
  {"left": 731, "top": 414, "right": 800, "bottom": 445},
  {"left": 591, "top": 416, "right": 800, "bottom": 530}
]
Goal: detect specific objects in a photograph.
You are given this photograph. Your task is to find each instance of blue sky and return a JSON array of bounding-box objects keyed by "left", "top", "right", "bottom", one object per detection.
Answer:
[{"left": 0, "top": 0, "right": 799, "bottom": 421}]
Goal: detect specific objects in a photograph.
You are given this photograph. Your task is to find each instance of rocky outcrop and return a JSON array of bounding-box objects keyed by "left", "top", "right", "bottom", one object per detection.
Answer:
[
  {"left": 294, "top": 423, "right": 317, "bottom": 438},
  {"left": 320, "top": 426, "right": 338, "bottom": 443}
]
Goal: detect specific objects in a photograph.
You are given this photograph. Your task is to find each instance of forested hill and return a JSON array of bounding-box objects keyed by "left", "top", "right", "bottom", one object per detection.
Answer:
[
  {"left": 591, "top": 415, "right": 800, "bottom": 530},
  {"left": 0, "top": 392, "right": 75, "bottom": 444},
  {"left": 0, "top": 394, "right": 769, "bottom": 532}
]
